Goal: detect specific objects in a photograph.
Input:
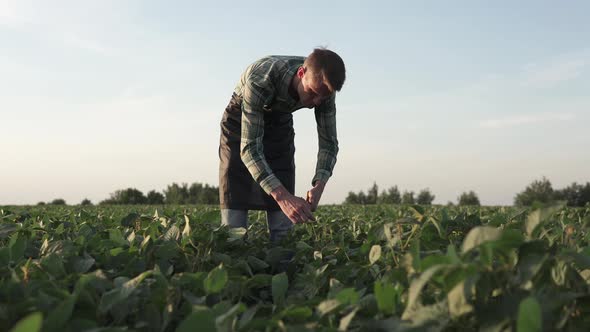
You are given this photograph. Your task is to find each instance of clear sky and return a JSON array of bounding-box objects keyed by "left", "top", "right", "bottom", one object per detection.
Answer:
[{"left": 1, "top": 1, "right": 589, "bottom": 206}]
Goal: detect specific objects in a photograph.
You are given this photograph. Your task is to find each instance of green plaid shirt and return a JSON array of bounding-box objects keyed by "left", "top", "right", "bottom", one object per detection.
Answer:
[{"left": 234, "top": 55, "right": 339, "bottom": 195}]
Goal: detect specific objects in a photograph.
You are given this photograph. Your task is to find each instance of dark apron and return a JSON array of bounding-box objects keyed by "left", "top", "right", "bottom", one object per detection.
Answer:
[{"left": 218, "top": 93, "right": 295, "bottom": 211}]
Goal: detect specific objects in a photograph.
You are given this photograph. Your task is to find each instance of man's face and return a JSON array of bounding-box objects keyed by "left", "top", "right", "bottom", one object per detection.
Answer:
[{"left": 297, "top": 67, "right": 332, "bottom": 108}]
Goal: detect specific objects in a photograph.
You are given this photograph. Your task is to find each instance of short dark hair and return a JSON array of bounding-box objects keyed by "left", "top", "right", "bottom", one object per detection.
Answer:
[{"left": 304, "top": 48, "right": 346, "bottom": 93}]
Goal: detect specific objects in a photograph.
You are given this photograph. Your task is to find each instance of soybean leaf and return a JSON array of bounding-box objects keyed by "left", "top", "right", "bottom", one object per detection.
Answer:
[
  {"left": 10, "top": 312, "right": 42, "bottom": 332},
  {"left": 272, "top": 272, "right": 289, "bottom": 306},
  {"left": 204, "top": 264, "right": 228, "bottom": 294},
  {"left": 177, "top": 308, "right": 216, "bottom": 332},
  {"left": 374, "top": 281, "right": 398, "bottom": 315},
  {"left": 517, "top": 296, "right": 542, "bottom": 332}
]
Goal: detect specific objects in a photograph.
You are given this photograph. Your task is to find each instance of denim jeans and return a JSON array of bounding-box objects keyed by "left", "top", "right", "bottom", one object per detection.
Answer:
[{"left": 221, "top": 209, "right": 293, "bottom": 243}]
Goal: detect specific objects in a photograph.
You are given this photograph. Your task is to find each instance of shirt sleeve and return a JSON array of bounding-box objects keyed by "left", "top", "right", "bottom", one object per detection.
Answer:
[
  {"left": 312, "top": 93, "right": 339, "bottom": 186},
  {"left": 240, "top": 73, "right": 283, "bottom": 195}
]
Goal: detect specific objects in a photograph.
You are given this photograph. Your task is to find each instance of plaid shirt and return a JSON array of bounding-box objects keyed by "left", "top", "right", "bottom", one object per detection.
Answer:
[{"left": 234, "top": 55, "right": 339, "bottom": 195}]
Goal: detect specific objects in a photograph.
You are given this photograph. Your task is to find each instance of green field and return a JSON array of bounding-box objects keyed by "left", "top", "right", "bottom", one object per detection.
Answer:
[{"left": 2, "top": 204, "right": 590, "bottom": 331}]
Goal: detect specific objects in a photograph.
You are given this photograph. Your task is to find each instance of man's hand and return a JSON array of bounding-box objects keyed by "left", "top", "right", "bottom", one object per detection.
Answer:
[
  {"left": 271, "top": 186, "right": 315, "bottom": 224},
  {"left": 306, "top": 180, "right": 326, "bottom": 212}
]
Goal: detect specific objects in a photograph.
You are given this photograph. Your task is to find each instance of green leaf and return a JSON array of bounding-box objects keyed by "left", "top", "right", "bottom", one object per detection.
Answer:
[
  {"left": 369, "top": 245, "right": 382, "bottom": 265},
  {"left": 200, "top": 210, "right": 221, "bottom": 224},
  {"left": 410, "top": 239, "right": 421, "bottom": 271},
  {"left": 517, "top": 296, "right": 542, "bottom": 332},
  {"left": 428, "top": 217, "right": 446, "bottom": 239},
  {"left": 0, "top": 224, "right": 18, "bottom": 239},
  {"left": 40, "top": 254, "right": 66, "bottom": 278},
  {"left": 211, "top": 252, "right": 232, "bottom": 266},
  {"left": 70, "top": 255, "right": 95, "bottom": 274},
  {"left": 335, "top": 288, "right": 360, "bottom": 306},
  {"left": 215, "top": 303, "right": 246, "bottom": 331},
  {"left": 515, "top": 253, "right": 547, "bottom": 285},
  {"left": 10, "top": 312, "right": 42, "bottom": 332},
  {"left": 238, "top": 305, "right": 259, "bottom": 330},
  {"left": 109, "top": 229, "right": 128, "bottom": 246},
  {"left": 234, "top": 260, "right": 253, "bottom": 277},
  {"left": 461, "top": 226, "right": 502, "bottom": 253},
  {"left": 109, "top": 247, "right": 124, "bottom": 256},
  {"left": 525, "top": 204, "right": 563, "bottom": 237},
  {"left": 281, "top": 306, "right": 312, "bottom": 322},
  {"left": 247, "top": 255, "right": 269, "bottom": 271},
  {"left": 204, "top": 264, "right": 228, "bottom": 294},
  {"left": 98, "top": 270, "right": 153, "bottom": 313},
  {"left": 374, "top": 281, "right": 398, "bottom": 315},
  {"left": 410, "top": 205, "right": 425, "bottom": 218},
  {"left": 246, "top": 274, "right": 272, "bottom": 289},
  {"left": 272, "top": 272, "right": 289, "bottom": 306},
  {"left": 120, "top": 212, "right": 140, "bottom": 227},
  {"left": 177, "top": 308, "right": 216, "bottom": 332},
  {"left": 265, "top": 247, "right": 294, "bottom": 267},
  {"left": 45, "top": 296, "right": 76, "bottom": 331},
  {"left": 0, "top": 247, "right": 9, "bottom": 266},
  {"left": 9, "top": 233, "right": 26, "bottom": 261},
  {"left": 296, "top": 241, "right": 313, "bottom": 250}
]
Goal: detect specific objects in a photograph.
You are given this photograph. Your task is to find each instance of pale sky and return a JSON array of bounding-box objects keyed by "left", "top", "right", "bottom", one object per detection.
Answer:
[{"left": 1, "top": 1, "right": 589, "bottom": 206}]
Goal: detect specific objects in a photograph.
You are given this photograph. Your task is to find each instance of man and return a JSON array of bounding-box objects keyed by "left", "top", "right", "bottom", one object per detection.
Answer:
[{"left": 218, "top": 48, "right": 346, "bottom": 242}]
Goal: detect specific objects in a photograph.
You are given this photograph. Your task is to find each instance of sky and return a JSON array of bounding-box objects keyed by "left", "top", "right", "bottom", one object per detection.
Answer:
[{"left": 1, "top": 0, "right": 589, "bottom": 206}]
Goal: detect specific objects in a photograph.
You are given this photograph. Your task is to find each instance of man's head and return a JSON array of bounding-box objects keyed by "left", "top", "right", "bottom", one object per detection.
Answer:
[{"left": 295, "top": 48, "right": 346, "bottom": 108}]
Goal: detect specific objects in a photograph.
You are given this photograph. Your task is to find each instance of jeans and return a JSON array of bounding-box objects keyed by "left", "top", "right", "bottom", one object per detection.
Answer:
[{"left": 221, "top": 209, "right": 293, "bottom": 243}]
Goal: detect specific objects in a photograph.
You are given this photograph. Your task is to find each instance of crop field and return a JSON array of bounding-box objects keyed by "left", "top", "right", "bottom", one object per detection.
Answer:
[{"left": 2, "top": 204, "right": 590, "bottom": 331}]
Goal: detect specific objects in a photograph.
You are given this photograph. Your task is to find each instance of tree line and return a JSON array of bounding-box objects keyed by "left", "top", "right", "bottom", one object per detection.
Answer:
[
  {"left": 344, "top": 183, "right": 438, "bottom": 205},
  {"left": 37, "top": 182, "right": 219, "bottom": 206},
  {"left": 343, "top": 177, "right": 590, "bottom": 207},
  {"left": 514, "top": 177, "right": 590, "bottom": 207},
  {"left": 35, "top": 177, "right": 590, "bottom": 207}
]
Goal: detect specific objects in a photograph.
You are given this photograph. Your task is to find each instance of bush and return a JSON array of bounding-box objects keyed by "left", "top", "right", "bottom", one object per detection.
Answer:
[
  {"left": 458, "top": 191, "right": 480, "bottom": 206},
  {"left": 50, "top": 199, "right": 66, "bottom": 205}
]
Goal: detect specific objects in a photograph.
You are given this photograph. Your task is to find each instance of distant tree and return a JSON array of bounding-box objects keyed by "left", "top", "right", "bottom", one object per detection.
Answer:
[
  {"left": 401, "top": 191, "right": 415, "bottom": 204},
  {"left": 146, "top": 190, "right": 165, "bottom": 204},
  {"left": 458, "top": 191, "right": 480, "bottom": 206},
  {"left": 514, "top": 177, "right": 554, "bottom": 206},
  {"left": 187, "top": 182, "right": 219, "bottom": 204},
  {"left": 554, "top": 182, "right": 590, "bottom": 207},
  {"left": 164, "top": 183, "right": 190, "bottom": 204},
  {"left": 199, "top": 184, "right": 219, "bottom": 204},
  {"left": 357, "top": 191, "right": 368, "bottom": 205},
  {"left": 416, "top": 188, "right": 435, "bottom": 205},
  {"left": 344, "top": 191, "right": 360, "bottom": 204},
  {"left": 80, "top": 198, "right": 93, "bottom": 206},
  {"left": 37, "top": 201, "right": 46, "bottom": 206},
  {"left": 188, "top": 183, "right": 204, "bottom": 204},
  {"left": 100, "top": 188, "right": 146, "bottom": 205},
  {"left": 367, "top": 182, "right": 379, "bottom": 205},
  {"left": 446, "top": 201, "right": 455, "bottom": 207},
  {"left": 51, "top": 198, "right": 66, "bottom": 205},
  {"left": 377, "top": 190, "right": 387, "bottom": 204},
  {"left": 378, "top": 186, "right": 401, "bottom": 204}
]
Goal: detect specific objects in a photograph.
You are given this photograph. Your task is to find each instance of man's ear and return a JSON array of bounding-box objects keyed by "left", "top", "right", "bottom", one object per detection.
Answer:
[{"left": 297, "top": 66, "right": 306, "bottom": 78}]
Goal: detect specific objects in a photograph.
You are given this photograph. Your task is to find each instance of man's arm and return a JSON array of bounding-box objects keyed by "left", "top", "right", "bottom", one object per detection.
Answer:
[
  {"left": 240, "top": 79, "right": 283, "bottom": 194},
  {"left": 240, "top": 76, "right": 314, "bottom": 224},
  {"left": 313, "top": 94, "right": 339, "bottom": 186},
  {"left": 307, "top": 94, "right": 339, "bottom": 210}
]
